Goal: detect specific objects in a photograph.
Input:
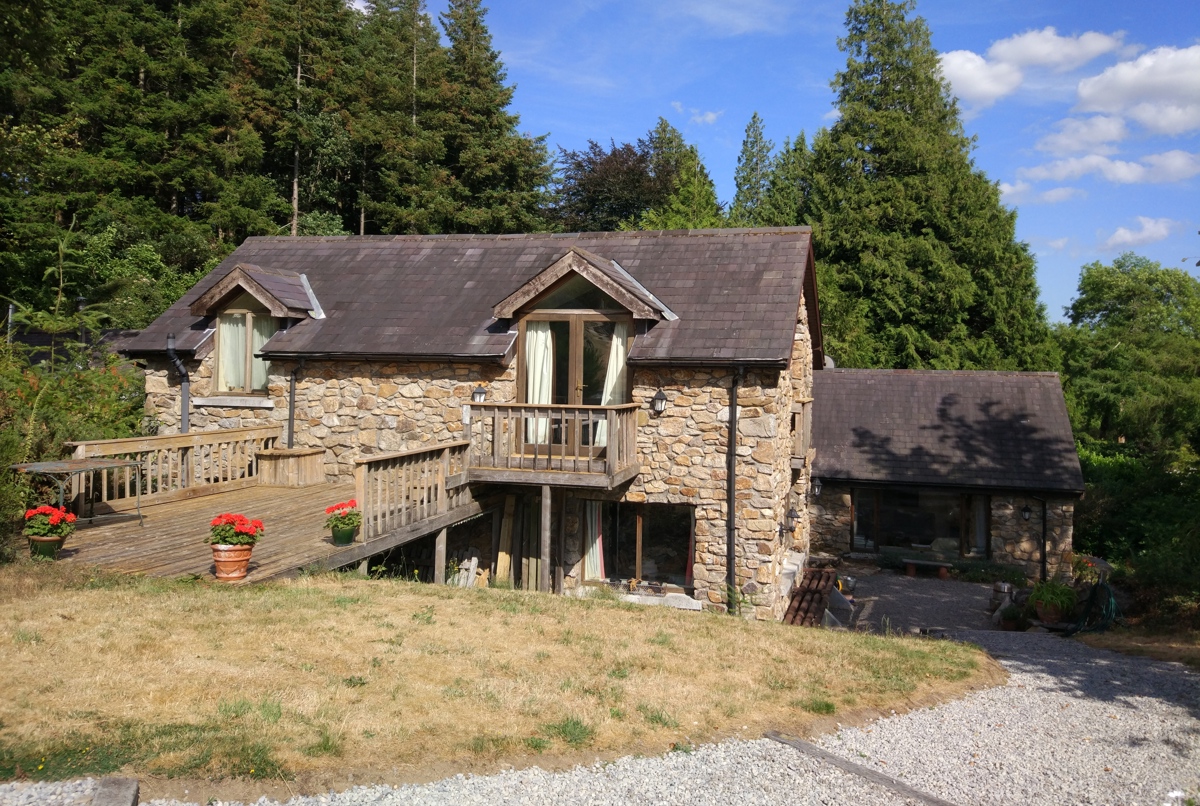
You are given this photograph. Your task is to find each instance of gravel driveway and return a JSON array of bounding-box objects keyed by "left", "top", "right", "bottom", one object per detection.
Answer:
[{"left": 3, "top": 632, "right": 1196, "bottom": 806}]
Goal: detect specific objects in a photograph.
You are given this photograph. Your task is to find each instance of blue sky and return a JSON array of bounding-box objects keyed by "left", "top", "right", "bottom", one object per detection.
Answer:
[{"left": 428, "top": 0, "right": 1200, "bottom": 321}]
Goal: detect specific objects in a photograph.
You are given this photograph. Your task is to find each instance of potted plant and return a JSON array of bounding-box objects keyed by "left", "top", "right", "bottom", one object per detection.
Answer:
[
  {"left": 23, "top": 505, "right": 78, "bottom": 559},
  {"left": 209, "top": 513, "right": 264, "bottom": 582},
  {"left": 324, "top": 499, "right": 362, "bottom": 546},
  {"left": 1028, "top": 580, "right": 1076, "bottom": 624}
]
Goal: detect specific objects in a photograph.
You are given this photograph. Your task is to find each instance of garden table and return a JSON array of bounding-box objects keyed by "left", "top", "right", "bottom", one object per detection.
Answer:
[{"left": 10, "top": 458, "right": 144, "bottom": 526}]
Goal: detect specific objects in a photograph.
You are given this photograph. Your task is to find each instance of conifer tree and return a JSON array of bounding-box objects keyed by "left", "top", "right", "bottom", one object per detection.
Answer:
[
  {"left": 436, "top": 0, "right": 552, "bottom": 233},
  {"left": 729, "top": 112, "right": 773, "bottom": 227},
  {"left": 628, "top": 119, "right": 723, "bottom": 230},
  {"left": 807, "top": 0, "right": 1052, "bottom": 370},
  {"left": 758, "top": 132, "right": 810, "bottom": 227}
]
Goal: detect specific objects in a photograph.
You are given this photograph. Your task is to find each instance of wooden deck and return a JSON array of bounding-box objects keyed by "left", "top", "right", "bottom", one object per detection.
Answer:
[{"left": 58, "top": 480, "right": 485, "bottom": 583}]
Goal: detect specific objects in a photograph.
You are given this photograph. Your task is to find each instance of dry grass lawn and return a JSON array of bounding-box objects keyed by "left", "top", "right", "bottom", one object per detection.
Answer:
[
  {"left": 1078, "top": 627, "right": 1200, "bottom": 669},
  {"left": 0, "top": 560, "right": 1002, "bottom": 800}
]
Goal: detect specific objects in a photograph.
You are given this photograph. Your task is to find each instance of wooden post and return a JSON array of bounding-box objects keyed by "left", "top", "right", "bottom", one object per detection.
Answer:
[
  {"left": 555, "top": 490, "right": 566, "bottom": 594},
  {"left": 490, "top": 507, "right": 503, "bottom": 578},
  {"left": 354, "top": 463, "right": 367, "bottom": 541},
  {"left": 434, "top": 527, "right": 447, "bottom": 584},
  {"left": 496, "top": 495, "right": 515, "bottom": 584},
  {"left": 539, "top": 484, "right": 551, "bottom": 593}
]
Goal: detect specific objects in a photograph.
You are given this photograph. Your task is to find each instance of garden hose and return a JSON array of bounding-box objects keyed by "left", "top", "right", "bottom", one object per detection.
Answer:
[{"left": 1064, "top": 579, "right": 1122, "bottom": 636}]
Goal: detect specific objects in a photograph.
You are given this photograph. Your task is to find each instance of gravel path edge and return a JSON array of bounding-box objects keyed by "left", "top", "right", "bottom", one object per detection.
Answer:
[{"left": 765, "top": 731, "right": 960, "bottom": 806}]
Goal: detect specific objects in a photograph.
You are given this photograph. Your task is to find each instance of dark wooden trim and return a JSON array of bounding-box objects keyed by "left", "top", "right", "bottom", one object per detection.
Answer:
[{"left": 494, "top": 250, "right": 660, "bottom": 320}]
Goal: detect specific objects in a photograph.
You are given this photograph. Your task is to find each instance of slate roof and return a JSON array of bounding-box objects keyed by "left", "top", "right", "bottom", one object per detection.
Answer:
[
  {"left": 811, "top": 370, "right": 1085, "bottom": 494},
  {"left": 125, "top": 228, "right": 814, "bottom": 367}
]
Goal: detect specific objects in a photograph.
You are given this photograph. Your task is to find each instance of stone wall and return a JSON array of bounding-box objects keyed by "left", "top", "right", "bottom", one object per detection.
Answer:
[
  {"left": 808, "top": 481, "right": 854, "bottom": 553},
  {"left": 144, "top": 290, "right": 814, "bottom": 621},
  {"left": 145, "top": 356, "right": 514, "bottom": 479},
  {"left": 990, "top": 494, "right": 1075, "bottom": 581}
]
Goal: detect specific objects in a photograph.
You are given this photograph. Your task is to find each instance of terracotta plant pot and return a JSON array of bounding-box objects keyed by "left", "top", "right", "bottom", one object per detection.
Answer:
[
  {"left": 1035, "top": 603, "right": 1064, "bottom": 624},
  {"left": 212, "top": 543, "right": 253, "bottom": 582},
  {"left": 27, "top": 535, "right": 64, "bottom": 560},
  {"left": 331, "top": 525, "right": 357, "bottom": 546}
]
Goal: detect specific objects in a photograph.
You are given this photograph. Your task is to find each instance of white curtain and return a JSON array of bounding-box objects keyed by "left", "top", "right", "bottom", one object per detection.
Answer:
[
  {"left": 594, "top": 321, "right": 629, "bottom": 447},
  {"left": 250, "top": 315, "right": 275, "bottom": 391},
  {"left": 583, "top": 500, "right": 605, "bottom": 580},
  {"left": 525, "top": 321, "right": 553, "bottom": 443},
  {"left": 217, "top": 313, "right": 246, "bottom": 392}
]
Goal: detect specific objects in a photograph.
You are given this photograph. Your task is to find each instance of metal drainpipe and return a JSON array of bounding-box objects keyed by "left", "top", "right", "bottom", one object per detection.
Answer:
[
  {"left": 287, "top": 358, "right": 305, "bottom": 449},
  {"left": 1040, "top": 497, "right": 1048, "bottom": 582},
  {"left": 165, "top": 333, "right": 189, "bottom": 434},
  {"left": 726, "top": 365, "right": 743, "bottom": 614}
]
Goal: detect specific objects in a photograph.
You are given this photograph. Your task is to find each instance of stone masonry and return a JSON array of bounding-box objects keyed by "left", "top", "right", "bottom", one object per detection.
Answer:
[{"left": 143, "top": 291, "right": 815, "bottom": 620}]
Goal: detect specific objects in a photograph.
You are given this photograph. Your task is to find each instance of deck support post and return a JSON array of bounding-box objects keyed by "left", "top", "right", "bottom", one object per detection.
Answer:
[
  {"left": 539, "top": 484, "right": 551, "bottom": 593},
  {"left": 434, "top": 527, "right": 447, "bottom": 584}
]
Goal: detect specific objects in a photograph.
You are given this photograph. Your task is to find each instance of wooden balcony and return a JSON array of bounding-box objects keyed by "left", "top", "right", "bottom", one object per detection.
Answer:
[{"left": 464, "top": 403, "right": 641, "bottom": 489}]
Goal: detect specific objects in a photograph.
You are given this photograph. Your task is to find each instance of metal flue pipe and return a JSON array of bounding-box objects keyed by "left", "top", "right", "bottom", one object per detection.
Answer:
[{"left": 165, "top": 333, "right": 189, "bottom": 434}]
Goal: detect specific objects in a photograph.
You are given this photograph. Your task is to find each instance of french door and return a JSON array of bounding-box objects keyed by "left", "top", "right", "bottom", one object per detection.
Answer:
[{"left": 519, "top": 312, "right": 630, "bottom": 453}]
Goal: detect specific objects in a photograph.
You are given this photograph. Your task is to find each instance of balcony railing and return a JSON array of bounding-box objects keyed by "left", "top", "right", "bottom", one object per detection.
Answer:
[
  {"left": 465, "top": 403, "right": 641, "bottom": 488},
  {"left": 354, "top": 441, "right": 471, "bottom": 542}
]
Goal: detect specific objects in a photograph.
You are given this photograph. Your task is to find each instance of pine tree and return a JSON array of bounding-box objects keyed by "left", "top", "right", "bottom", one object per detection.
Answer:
[
  {"left": 436, "top": 0, "right": 552, "bottom": 233},
  {"left": 729, "top": 112, "right": 773, "bottom": 227},
  {"left": 626, "top": 119, "right": 723, "bottom": 231},
  {"left": 758, "top": 132, "right": 810, "bottom": 227},
  {"left": 807, "top": 0, "right": 1052, "bottom": 370}
]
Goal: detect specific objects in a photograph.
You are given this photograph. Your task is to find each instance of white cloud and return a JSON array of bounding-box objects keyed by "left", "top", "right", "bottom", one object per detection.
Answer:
[
  {"left": 1077, "top": 45, "right": 1200, "bottom": 135},
  {"left": 940, "top": 50, "right": 1023, "bottom": 109},
  {"left": 822, "top": 109, "right": 841, "bottom": 122},
  {"left": 1103, "top": 216, "right": 1177, "bottom": 249},
  {"left": 663, "top": 0, "right": 793, "bottom": 36},
  {"left": 1019, "top": 150, "right": 1200, "bottom": 184},
  {"left": 1035, "top": 116, "right": 1127, "bottom": 156},
  {"left": 690, "top": 109, "right": 723, "bottom": 125},
  {"left": 939, "top": 27, "right": 1125, "bottom": 111},
  {"left": 987, "top": 27, "right": 1125, "bottom": 72},
  {"left": 999, "top": 180, "right": 1084, "bottom": 204},
  {"left": 1047, "top": 237, "right": 1070, "bottom": 250},
  {"left": 671, "top": 101, "right": 684, "bottom": 113}
]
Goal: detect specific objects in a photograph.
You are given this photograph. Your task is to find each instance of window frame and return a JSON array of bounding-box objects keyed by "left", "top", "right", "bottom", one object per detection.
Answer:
[
  {"left": 214, "top": 299, "right": 278, "bottom": 396},
  {"left": 580, "top": 500, "right": 695, "bottom": 592}
]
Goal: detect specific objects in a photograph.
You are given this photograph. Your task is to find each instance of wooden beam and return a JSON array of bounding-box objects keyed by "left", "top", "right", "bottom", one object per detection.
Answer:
[
  {"left": 433, "top": 527, "right": 447, "bottom": 584},
  {"left": 539, "top": 485, "right": 551, "bottom": 593},
  {"left": 467, "top": 464, "right": 640, "bottom": 490},
  {"left": 495, "top": 495, "right": 515, "bottom": 584}
]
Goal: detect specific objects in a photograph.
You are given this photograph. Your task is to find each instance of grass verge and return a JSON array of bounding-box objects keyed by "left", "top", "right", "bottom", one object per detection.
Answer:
[
  {"left": 1077, "top": 626, "right": 1200, "bottom": 669},
  {"left": 0, "top": 560, "right": 999, "bottom": 787}
]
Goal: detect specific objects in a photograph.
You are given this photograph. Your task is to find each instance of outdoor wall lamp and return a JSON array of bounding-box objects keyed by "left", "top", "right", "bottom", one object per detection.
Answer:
[
  {"left": 650, "top": 388, "right": 668, "bottom": 416},
  {"left": 471, "top": 385, "right": 487, "bottom": 403},
  {"left": 779, "top": 506, "right": 800, "bottom": 537},
  {"left": 1021, "top": 505, "right": 1032, "bottom": 521},
  {"left": 811, "top": 476, "right": 822, "bottom": 497}
]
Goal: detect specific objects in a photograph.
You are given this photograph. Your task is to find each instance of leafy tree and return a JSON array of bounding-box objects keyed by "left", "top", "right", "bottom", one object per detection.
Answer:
[
  {"left": 805, "top": 0, "right": 1052, "bottom": 371},
  {"left": 625, "top": 119, "right": 723, "bottom": 231},
  {"left": 729, "top": 112, "right": 773, "bottom": 227},
  {"left": 1058, "top": 253, "right": 1200, "bottom": 459},
  {"left": 1057, "top": 253, "right": 1200, "bottom": 609}
]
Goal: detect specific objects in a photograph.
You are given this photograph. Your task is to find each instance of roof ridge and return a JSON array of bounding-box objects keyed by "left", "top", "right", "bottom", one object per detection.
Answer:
[{"left": 242, "top": 227, "right": 813, "bottom": 244}]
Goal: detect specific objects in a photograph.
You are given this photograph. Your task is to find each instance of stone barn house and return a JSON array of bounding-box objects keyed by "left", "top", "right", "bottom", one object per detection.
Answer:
[{"left": 123, "top": 227, "right": 1081, "bottom": 618}]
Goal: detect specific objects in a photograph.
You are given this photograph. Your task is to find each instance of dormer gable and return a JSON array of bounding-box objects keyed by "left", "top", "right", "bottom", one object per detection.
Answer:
[
  {"left": 492, "top": 248, "right": 677, "bottom": 321},
  {"left": 189, "top": 264, "right": 324, "bottom": 320}
]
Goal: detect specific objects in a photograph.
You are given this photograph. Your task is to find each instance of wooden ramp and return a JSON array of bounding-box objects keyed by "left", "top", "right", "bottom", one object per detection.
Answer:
[{"left": 59, "top": 481, "right": 488, "bottom": 583}]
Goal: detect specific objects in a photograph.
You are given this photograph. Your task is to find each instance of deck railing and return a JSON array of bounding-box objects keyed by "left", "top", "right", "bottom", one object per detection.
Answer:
[
  {"left": 65, "top": 425, "right": 283, "bottom": 511},
  {"left": 354, "top": 441, "right": 471, "bottom": 542},
  {"left": 465, "top": 403, "right": 640, "bottom": 476}
]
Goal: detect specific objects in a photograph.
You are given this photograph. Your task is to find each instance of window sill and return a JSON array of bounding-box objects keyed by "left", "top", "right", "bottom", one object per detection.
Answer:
[{"left": 192, "top": 396, "right": 275, "bottom": 409}]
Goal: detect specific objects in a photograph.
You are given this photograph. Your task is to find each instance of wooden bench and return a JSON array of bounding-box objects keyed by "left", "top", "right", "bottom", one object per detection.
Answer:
[{"left": 902, "top": 558, "right": 952, "bottom": 580}]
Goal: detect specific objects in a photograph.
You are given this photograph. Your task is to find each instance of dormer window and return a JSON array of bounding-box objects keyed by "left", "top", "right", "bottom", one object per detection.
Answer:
[{"left": 216, "top": 292, "right": 278, "bottom": 394}]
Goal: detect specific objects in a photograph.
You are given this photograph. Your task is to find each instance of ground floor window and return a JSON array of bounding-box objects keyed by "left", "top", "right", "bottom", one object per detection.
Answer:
[
  {"left": 852, "top": 488, "right": 989, "bottom": 557},
  {"left": 582, "top": 501, "right": 693, "bottom": 588}
]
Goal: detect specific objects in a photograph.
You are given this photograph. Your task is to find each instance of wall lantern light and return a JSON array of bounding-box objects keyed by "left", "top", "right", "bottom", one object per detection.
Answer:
[
  {"left": 651, "top": 389, "right": 668, "bottom": 416},
  {"left": 811, "top": 477, "right": 822, "bottom": 497},
  {"left": 778, "top": 506, "right": 801, "bottom": 538},
  {"left": 1021, "top": 505, "right": 1032, "bottom": 521},
  {"left": 471, "top": 386, "right": 487, "bottom": 404}
]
